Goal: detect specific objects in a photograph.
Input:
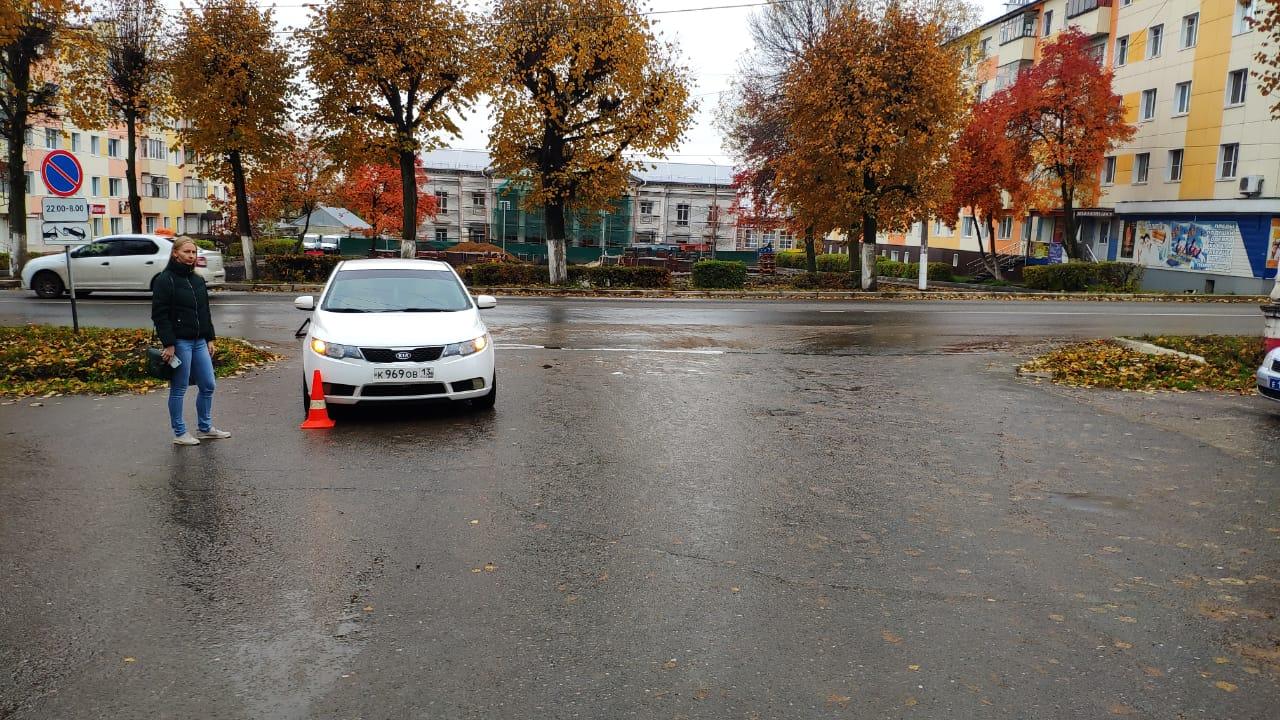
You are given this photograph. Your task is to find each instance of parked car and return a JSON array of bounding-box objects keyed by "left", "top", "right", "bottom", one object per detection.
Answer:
[
  {"left": 21, "top": 234, "right": 225, "bottom": 298},
  {"left": 301, "top": 234, "right": 340, "bottom": 253},
  {"left": 294, "top": 258, "right": 498, "bottom": 409},
  {"left": 1258, "top": 345, "right": 1280, "bottom": 402}
]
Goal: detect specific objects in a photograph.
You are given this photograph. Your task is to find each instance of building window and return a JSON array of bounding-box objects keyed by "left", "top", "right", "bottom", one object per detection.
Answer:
[
  {"left": 639, "top": 199, "right": 654, "bottom": 215},
  {"left": 70, "top": 132, "right": 81, "bottom": 152},
  {"left": 44, "top": 128, "right": 59, "bottom": 149},
  {"left": 979, "top": 38, "right": 989, "bottom": 56},
  {"left": 999, "top": 13, "right": 1036, "bottom": 44},
  {"left": 467, "top": 226, "right": 484, "bottom": 241},
  {"left": 1140, "top": 89, "right": 1157, "bottom": 120},
  {"left": 109, "top": 178, "right": 123, "bottom": 197},
  {"left": 995, "top": 60, "right": 1032, "bottom": 89},
  {"left": 25, "top": 170, "right": 35, "bottom": 192},
  {"left": 1148, "top": 24, "right": 1163, "bottom": 58},
  {"left": 1134, "top": 153, "right": 1150, "bottom": 184},
  {"left": 110, "top": 217, "right": 122, "bottom": 234},
  {"left": 434, "top": 227, "right": 448, "bottom": 242},
  {"left": 676, "top": 203, "right": 690, "bottom": 227},
  {"left": 434, "top": 191, "right": 448, "bottom": 212},
  {"left": 962, "top": 216, "right": 976, "bottom": 237},
  {"left": 1168, "top": 149, "right": 1183, "bottom": 181},
  {"left": 1174, "top": 81, "right": 1192, "bottom": 115},
  {"left": 1219, "top": 143, "right": 1239, "bottom": 178},
  {"left": 1226, "top": 69, "right": 1248, "bottom": 106},
  {"left": 1181, "top": 13, "right": 1198, "bottom": 49},
  {"left": 142, "top": 175, "right": 169, "bottom": 198},
  {"left": 91, "top": 177, "right": 101, "bottom": 196},
  {"left": 998, "top": 216, "right": 1013, "bottom": 239},
  {"left": 471, "top": 191, "right": 485, "bottom": 208},
  {"left": 1234, "top": 0, "right": 1255, "bottom": 35},
  {"left": 1043, "top": 10, "right": 1052, "bottom": 36},
  {"left": 107, "top": 138, "right": 121, "bottom": 157},
  {"left": 778, "top": 231, "right": 795, "bottom": 250},
  {"left": 1115, "top": 35, "right": 1129, "bottom": 66},
  {"left": 93, "top": 218, "right": 103, "bottom": 235},
  {"left": 90, "top": 135, "right": 100, "bottom": 154},
  {"left": 24, "top": 128, "right": 34, "bottom": 146}
]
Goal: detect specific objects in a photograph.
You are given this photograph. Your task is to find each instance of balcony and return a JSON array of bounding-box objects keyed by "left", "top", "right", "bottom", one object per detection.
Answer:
[{"left": 1067, "top": 0, "right": 1112, "bottom": 37}]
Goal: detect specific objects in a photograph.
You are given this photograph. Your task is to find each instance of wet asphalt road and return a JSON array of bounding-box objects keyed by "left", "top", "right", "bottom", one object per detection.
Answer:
[{"left": 1, "top": 291, "right": 1278, "bottom": 718}]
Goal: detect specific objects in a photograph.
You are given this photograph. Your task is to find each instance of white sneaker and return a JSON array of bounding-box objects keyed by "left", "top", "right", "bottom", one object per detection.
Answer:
[
  {"left": 173, "top": 433, "right": 201, "bottom": 446},
  {"left": 195, "top": 427, "right": 231, "bottom": 440}
]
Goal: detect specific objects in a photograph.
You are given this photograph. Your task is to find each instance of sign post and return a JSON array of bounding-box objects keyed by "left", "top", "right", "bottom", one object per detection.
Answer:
[{"left": 41, "top": 195, "right": 91, "bottom": 333}]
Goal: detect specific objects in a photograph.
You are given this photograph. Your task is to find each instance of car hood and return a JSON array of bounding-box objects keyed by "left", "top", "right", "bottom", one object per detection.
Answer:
[
  {"left": 311, "top": 308, "right": 486, "bottom": 347},
  {"left": 21, "top": 252, "right": 66, "bottom": 279}
]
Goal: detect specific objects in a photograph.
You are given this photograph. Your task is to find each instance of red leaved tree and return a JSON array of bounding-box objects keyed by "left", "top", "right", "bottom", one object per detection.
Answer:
[
  {"left": 946, "top": 89, "right": 1027, "bottom": 280},
  {"left": 336, "top": 161, "right": 436, "bottom": 239},
  {"left": 1003, "top": 27, "right": 1134, "bottom": 261}
]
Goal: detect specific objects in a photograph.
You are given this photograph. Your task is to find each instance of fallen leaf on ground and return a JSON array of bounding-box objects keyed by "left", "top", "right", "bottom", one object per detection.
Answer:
[
  {"left": 1108, "top": 704, "right": 1135, "bottom": 716},
  {"left": 1116, "top": 616, "right": 1137, "bottom": 623},
  {"left": 1214, "top": 657, "right": 1230, "bottom": 664},
  {"left": 363, "top": 605, "right": 374, "bottom": 612},
  {"left": 825, "top": 693, "right": 851, "bottom": 708},
  {"left": 483, "top": 562, "right": 497, "bottom": 572},
  {"left": 1049, "top": 614, "right": 1065, "bottom": 622},
  {"left": 1114, "top": 641, "right": 1133, "bottom": 649},
  {"left": 1142, "top": 667, "right": 1164, "bottom": 677},
  {"left": 882, "top": 630, "right": 903, "bottom": 644},
  {"left": 908, "top": 664, "right": 920, "bottom": 671},
  {"left": 905, "top": 696, "right": 918, "bottom": 707},
  {"left": 123, "top": 657, "right": 136, "bottom": 663},
  {"left": 1215, "top": 681, "right": 1238, "bottom": 692},
  {"left": 662, "top": 658, "right": 678, "bottom": 670}
]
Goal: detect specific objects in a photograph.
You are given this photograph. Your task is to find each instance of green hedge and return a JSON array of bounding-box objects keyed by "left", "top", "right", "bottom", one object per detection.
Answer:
[
  {"left": 1022, "top": 262, "right": 1143, "bottom": 292},
  {"left": 691, "top": 259, "right": 747, "bottom": 289},
  {"left": 223, "top": 238, "right": 303, "bottom": 258},
  {"left": 463, "top": 263, "right": 549, "bottom": 285},
  {"left": 776, "top": 250, "right": 807, "bottom": 269},
  {"left": 775, "top": 251, "right": 856, "bottom": 273},
  {"left": 790, "top": 272, "right": 860, "bottom": 289},
  {"left": 871, "top": 259, "right": 955, "bottom": 282},
  {"left": 567, "top": 265, "right": 671, "bottom": 288},
  {"left": 262, "top": 254, "right": 345, "bottom": 283}
]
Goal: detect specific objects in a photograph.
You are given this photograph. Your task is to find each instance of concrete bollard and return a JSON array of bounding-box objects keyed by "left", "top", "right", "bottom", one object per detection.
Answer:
[{"left": 1263, "top": 304, "right": 1280, "bottom": 354}]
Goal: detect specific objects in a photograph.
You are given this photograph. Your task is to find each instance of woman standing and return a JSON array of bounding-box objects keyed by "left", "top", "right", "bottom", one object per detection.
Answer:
[{"left": 152, "top": 238, "right": 231, "bottom": 445}]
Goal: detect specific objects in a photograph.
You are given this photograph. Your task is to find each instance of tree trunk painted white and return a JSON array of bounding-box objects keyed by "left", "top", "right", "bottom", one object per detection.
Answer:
[
  {"left": 240, "top": 235, "right": 255, "bottom": 281},
  {"left": 917, "top": 220, "right": 929, "bottom": 291},
  {"left": 547, "top": 238, "right": 567, "bottom": 284},
  {"left": 860, "top": 241, "right": 877, "bottom": 290},
  {"left": 1270, "top": 275, "right": 1280, "bottom": 302}
]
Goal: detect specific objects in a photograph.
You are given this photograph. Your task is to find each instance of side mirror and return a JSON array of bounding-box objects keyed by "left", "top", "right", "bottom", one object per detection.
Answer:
[
  {"left": 294, "top": 295, "right": 315, "bottom": 310},
  {"left": 474, "top": 294, "right": 497, "bottom": 309}
]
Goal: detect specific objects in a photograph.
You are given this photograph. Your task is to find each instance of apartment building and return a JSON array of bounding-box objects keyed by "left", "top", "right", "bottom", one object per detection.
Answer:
[
  {"left": 1, "top": 122, "right": 228, "bottom": 253},
  {"left": 419, "top": 149, "right": 739, "bottom": 251},
  {"left": 884, "top": 0, "right": 1279, "bottom": 292}
]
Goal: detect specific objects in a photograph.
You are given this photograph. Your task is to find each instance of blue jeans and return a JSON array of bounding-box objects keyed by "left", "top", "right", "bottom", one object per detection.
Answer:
[{"left": 168, "top": 338, "right": 216, "bottom": 436}]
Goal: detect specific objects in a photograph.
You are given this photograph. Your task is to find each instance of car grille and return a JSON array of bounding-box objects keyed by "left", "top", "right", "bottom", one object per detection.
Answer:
[
  {"left": 360, "top": 346, "right": 444, "bottom": 363},
  {"left": 361, "top": 382, "right": 447, "bottom": 398}
]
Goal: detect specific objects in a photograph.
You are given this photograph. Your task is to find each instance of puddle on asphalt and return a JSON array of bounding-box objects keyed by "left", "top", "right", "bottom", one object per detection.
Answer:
[{"left": 1045, "top": 491, "right": 1136, "bottom": 514}]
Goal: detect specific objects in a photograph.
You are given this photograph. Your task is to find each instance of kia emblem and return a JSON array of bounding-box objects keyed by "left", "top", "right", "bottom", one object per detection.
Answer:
[{"left": 395, "top": 351, "right": 412, "bottom": 361}]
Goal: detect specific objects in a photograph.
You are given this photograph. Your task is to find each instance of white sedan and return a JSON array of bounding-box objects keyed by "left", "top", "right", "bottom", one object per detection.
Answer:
[
  {"left": 21, "top": 234, "right": 225, "bottom": 298},
  {"left": 295, "top": 258, "right": 498, "bottom": 409},
  {"left": 1259, "top": 346, "right": 1280, "bottom": 403}
]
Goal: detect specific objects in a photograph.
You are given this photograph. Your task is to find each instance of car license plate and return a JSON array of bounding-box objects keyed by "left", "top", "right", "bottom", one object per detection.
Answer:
[
  {"left": 373, "top": 366, "right": 434, "bottom": 381},
  {"left": 1270, "top": 378, "right": 1280, "bottom": 390}
]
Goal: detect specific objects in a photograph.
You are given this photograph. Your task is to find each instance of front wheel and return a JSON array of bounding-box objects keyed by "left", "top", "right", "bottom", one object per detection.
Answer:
[
  {"left": 471, "top": 375, "right": 497, "bottom": 410},
  {"left": 32, "top": 271, "right": 65, "bottom": 299}
]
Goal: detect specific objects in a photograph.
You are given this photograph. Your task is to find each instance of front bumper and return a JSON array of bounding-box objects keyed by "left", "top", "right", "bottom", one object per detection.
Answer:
[
  {"left": 304, "top": 344, "right": 495, "bottom": 405},
  {"left": 1258, "top": 362, "right": 1280, "bottom": 402}
]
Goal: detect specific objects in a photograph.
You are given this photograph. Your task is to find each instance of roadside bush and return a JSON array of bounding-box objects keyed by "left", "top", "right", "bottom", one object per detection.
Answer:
[
  {"left": 926, "top": 262, "right": 955, "bottom": 282},
  {"left": 567, "top": 265, "right": 671, "bottom": 288},
  {"left": 691, "top": 259, "right": 747, "bottom": 289},
  {"left": 464, "top": 262, "right": 550, "bottom": 286},
  {"left": 790, "top": 272, "right": 860, "bottom": 289},
  {"left": 193, "top": 239, "right": 217, "bottom": 251},
  {"left": 815, "top": 253, "right": 853, "bottom": 272},
  {"left": 262, "top": 254, "right": 345, "bottom": 283},
  {"left": 776, "top": 250, "right": 807, "bottom": 269},
  {"left": 223, "top": 238, "right": 303, "bottom": 258},
  {"left": 1022, "top": 262, "right": 1143, "bottom": 292}
]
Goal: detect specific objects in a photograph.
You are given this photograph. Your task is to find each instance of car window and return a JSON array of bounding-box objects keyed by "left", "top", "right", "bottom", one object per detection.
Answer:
[
  {"left": 322, "top": 268, "right": 472, "bottom": 312},
  {"left": 71, "top": 240, "right": 116, "bottom": 259},
  {"left": 112, "top": 239, "right": 160, "bottom": 256}
]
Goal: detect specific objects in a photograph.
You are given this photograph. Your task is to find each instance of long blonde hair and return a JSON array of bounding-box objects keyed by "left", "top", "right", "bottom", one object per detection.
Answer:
[{"left": 171, "top": 237, "right": 199, "bottom": 257}]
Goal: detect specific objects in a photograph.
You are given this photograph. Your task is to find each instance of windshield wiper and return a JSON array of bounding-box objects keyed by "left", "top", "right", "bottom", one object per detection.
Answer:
[
  {"left": 397, "top": 307, "right": 451, "bottom": 312},
  {"left": 324, "top": 308, "right": 370, "bottom": 313}
]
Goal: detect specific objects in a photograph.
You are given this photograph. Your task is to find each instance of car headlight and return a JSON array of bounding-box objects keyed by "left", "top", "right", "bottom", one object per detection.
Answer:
[
  {"left": 310, "top": 338, "right": 362, "bottom": 359},
  {"left": 441, "top": 334, "right": 489, "bottom": 358}
]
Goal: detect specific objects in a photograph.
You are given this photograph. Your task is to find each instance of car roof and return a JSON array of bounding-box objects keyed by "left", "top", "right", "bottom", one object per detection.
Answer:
[
  {"left": 338, "top": 258, "right": 453, "bottom": 272},
  {"left": 93, "top": 234, "right": 174, "bottom": 242}
]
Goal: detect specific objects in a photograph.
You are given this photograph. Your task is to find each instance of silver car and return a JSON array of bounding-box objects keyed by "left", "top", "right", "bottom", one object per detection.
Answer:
[{"left": 1259, "top": 346, "right": 1280, "bottom": 402}]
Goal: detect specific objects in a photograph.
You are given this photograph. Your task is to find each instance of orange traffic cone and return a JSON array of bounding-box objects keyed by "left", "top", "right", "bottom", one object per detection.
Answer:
[{"left": 301, "top": 369, "right": 336, "bottom": 429}]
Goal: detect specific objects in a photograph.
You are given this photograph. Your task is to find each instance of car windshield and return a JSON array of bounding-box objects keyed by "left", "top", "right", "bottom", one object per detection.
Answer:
[{"left": 321, "top": 268, "right": 472, "bottom": 313}]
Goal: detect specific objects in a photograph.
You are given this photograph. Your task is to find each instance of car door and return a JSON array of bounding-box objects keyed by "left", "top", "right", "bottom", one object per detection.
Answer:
[
  {"left": 67, "top": 239, "right": 121, "bottom": 288},
  {"left": 110, "top": 237, "right": 165, "bottom": 290}
]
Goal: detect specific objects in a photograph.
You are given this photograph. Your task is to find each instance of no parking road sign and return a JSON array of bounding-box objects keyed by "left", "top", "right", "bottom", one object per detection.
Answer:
[{"left": 41, "top": 150, "right": 84, "bottom": 197}]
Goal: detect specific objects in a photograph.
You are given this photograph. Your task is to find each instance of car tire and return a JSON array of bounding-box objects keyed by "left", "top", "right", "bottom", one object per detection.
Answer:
[
  {"left": 32, "top": 271, "right": 65, "bottom": 299},
  {"left": 472, "top": 374, "right": 497, "bottom": 410}
]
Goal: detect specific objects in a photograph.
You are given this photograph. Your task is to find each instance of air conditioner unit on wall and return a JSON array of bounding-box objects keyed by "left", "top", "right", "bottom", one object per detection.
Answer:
[{"left": 1239, "top": 175, "right": 1263, "bottom": 196}]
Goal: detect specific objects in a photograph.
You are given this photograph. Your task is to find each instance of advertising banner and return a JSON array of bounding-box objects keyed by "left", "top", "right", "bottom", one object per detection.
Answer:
[
  {"left": 1267, "top": 218, "right": 1279, "bottom": 271},
  {"left": 1119, "top": 219, "right": 1246, "bottom": 275}
]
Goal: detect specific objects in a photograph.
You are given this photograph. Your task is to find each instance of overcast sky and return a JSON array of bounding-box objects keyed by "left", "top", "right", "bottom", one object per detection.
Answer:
[{"left": 165, "top": 0, "right": 1012, "bottom": 165}]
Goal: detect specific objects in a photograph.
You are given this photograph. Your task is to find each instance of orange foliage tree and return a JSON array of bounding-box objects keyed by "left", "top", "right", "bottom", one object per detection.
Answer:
[
  {"left": 1254, "top": 0, "right": 1280, "bottom": 118},
  {"left": 1003, "top": 27, "right": 1133, "bottom": 261},
  {"left": 781, "top": 2, "right": 968, "bottom": 289},
  {"left": 336, "top": 161, "right": 437, "bottom": 239},
  {"left": 946, "top": 90, "right": 1026, "bottom": 280}
]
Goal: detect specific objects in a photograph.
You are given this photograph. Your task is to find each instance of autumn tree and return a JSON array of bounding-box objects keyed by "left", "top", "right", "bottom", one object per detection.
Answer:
[
  {"left": 307, "top": 0, "right": 483, "bottom": 258},
  {"left": 0, "top": 0, "right": 85, "bottom": 275},
  {"left": 62, "top": 0, "right": 171, "bottom": 234},
  {"left": 170, "top": 0, "right": 294, "bottom": 281},
  {"left": 946, "top": 91, "right": 1026, "bottom": 280},
  {"left": 782, "top": 2, "right": 968, "bottom": 290},
  {"left": 261, "top": 131, "right": 339, "bottom": 250},
  {"left": 487, "top": 0, "right": 695, "bottom": 283},
  {"left": 1254, "top": 1, "right": 1280, "bottom": 118},
  {"left": 1003, "top": 27, "right": 1133, "bottom": 261},
  {"left": 336, "top": 161, "right": 437, "bottom": 239}
]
